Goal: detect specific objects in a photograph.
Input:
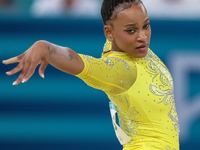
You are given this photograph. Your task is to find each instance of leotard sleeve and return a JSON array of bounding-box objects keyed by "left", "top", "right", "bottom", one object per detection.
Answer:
[{"left": 76, "top": 54, "right": 137, "bottom": 95}]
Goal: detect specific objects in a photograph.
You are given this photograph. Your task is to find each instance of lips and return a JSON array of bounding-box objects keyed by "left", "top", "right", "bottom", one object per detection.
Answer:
[{"left": 136, "top": 44, "right": 148, "bottom": 51}]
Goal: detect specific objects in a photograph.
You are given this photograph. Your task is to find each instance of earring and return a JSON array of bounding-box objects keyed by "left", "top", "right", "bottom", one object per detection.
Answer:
[{"left": 109, "top": 38, "right": 112, "bottom": 41}]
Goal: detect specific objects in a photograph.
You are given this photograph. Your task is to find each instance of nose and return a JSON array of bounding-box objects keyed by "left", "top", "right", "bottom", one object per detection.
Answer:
[{"left": 137, "top": 30, "right": 147, "bottom": 42}]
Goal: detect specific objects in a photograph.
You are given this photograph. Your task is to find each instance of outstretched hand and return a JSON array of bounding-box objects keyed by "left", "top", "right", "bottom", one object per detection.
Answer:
[{"left": 2, "top": 41, "right": 50, "bottom": 85}]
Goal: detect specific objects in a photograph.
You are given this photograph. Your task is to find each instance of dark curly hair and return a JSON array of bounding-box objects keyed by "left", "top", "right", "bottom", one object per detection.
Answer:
[{"left": 101, "top": 0, "right": 143, "bottom": 25}]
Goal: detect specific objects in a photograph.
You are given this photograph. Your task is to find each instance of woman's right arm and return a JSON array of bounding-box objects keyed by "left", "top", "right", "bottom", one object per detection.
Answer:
[{"left": 2, "top": 40, "right": 84, "bottom": 85}]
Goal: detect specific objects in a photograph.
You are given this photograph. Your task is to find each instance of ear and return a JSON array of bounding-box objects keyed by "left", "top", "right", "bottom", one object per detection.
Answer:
[{"left": 104, "top": 25, "right": 113, "bottom": 41}]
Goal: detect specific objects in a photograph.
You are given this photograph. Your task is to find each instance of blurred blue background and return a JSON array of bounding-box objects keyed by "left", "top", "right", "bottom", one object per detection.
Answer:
[{"left": 0, "top": 0, "right": 200, "bottom": 150}]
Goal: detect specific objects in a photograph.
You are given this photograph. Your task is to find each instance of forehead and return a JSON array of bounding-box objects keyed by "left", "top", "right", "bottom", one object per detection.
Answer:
[{"left": 113, "top": 4, "right": 148, "bottom": 26}]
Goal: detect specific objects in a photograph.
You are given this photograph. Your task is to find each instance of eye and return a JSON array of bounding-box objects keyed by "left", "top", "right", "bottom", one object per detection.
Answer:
[
  {"left": 126, "top": 29, "right": 137, "bottom": 34},
  {"left": 143, "top": 23, "right": 150, "bottom": 29}
]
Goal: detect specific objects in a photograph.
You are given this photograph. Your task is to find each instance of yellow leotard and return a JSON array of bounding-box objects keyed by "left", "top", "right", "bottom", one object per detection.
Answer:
[{"left": 76, "top": 41, "right": 180, "bottom": 150}]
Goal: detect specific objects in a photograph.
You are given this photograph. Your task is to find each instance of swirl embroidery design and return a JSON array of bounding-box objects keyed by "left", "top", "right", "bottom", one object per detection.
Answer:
[
  {"left": 145, "top": 51, "right": 179, "bottom": 133},
  {"left": 110, "top": 95, "right": 139, "bottom": 145}
]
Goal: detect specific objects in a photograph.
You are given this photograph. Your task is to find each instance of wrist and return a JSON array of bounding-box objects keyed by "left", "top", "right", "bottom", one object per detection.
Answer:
[{"left": 34, "top": 40, "right": 52, "bottom": 53}]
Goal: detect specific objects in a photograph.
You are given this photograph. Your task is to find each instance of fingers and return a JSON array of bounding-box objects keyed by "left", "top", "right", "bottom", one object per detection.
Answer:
[
  {"left": 11, "top": 60, "right": 31, "bottom": 85},
  {"left": 39, "top": 60, "right": 49, "bottom": 79},
  {"left": 12, "top": 60, "right": 47, "bottom": 85},
  {"left": 12, "top": 62, "right": 38, "bottom": 85},
  {"left": 3, "top": 46, "right": 49, "bottom": 85},
  {"left": 22, "top": 62, "right": 41, "bottom": 83},
  {"left": 3, "top": 54, "right": 24, "bottom": 75},
  {"left": 2, "top": 57, "right": 18, "bottom": 65},
  {"left": 6, "top": 62, "right": 24, "bottom": 76}
]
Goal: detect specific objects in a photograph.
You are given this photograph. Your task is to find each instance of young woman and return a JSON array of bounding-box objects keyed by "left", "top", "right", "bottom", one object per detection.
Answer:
[{"left": 2, "top": 0, "right": 180, "bottom": 149}]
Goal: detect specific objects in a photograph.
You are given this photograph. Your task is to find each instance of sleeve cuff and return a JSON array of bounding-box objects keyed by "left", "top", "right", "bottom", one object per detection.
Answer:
[{"left": 75, "top": 54, "right": 89, "bottom": 78}]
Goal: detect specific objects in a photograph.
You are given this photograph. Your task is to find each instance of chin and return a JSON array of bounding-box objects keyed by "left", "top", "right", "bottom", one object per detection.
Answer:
[{"left": 133, "top": 52, "right": 148, "bottom": 58}]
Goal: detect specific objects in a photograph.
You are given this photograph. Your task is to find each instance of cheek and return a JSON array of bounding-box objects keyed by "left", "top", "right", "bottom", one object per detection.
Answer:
[
  {"left": 114, "top": 29, "right": 125, "bottom": 41},
  {"left": 115, "top": 30, "right": 133, "bottom": 46},
  {"left": 146, "top": 28, "right": 152, "bottom": 41}
]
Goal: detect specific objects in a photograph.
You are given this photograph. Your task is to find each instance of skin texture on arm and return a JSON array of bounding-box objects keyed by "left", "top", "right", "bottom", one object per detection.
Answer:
[
  {"left": 47, "top": 41, "right": 84, "bottom": 75},
  {"left": 2, "top": 40, "right": 84, "bottom": 85}
]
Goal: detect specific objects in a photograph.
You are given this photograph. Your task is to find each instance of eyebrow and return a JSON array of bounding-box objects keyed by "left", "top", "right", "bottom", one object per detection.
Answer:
[{"left": 124, "top": 18, "right": 150, "bottom": 27}]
